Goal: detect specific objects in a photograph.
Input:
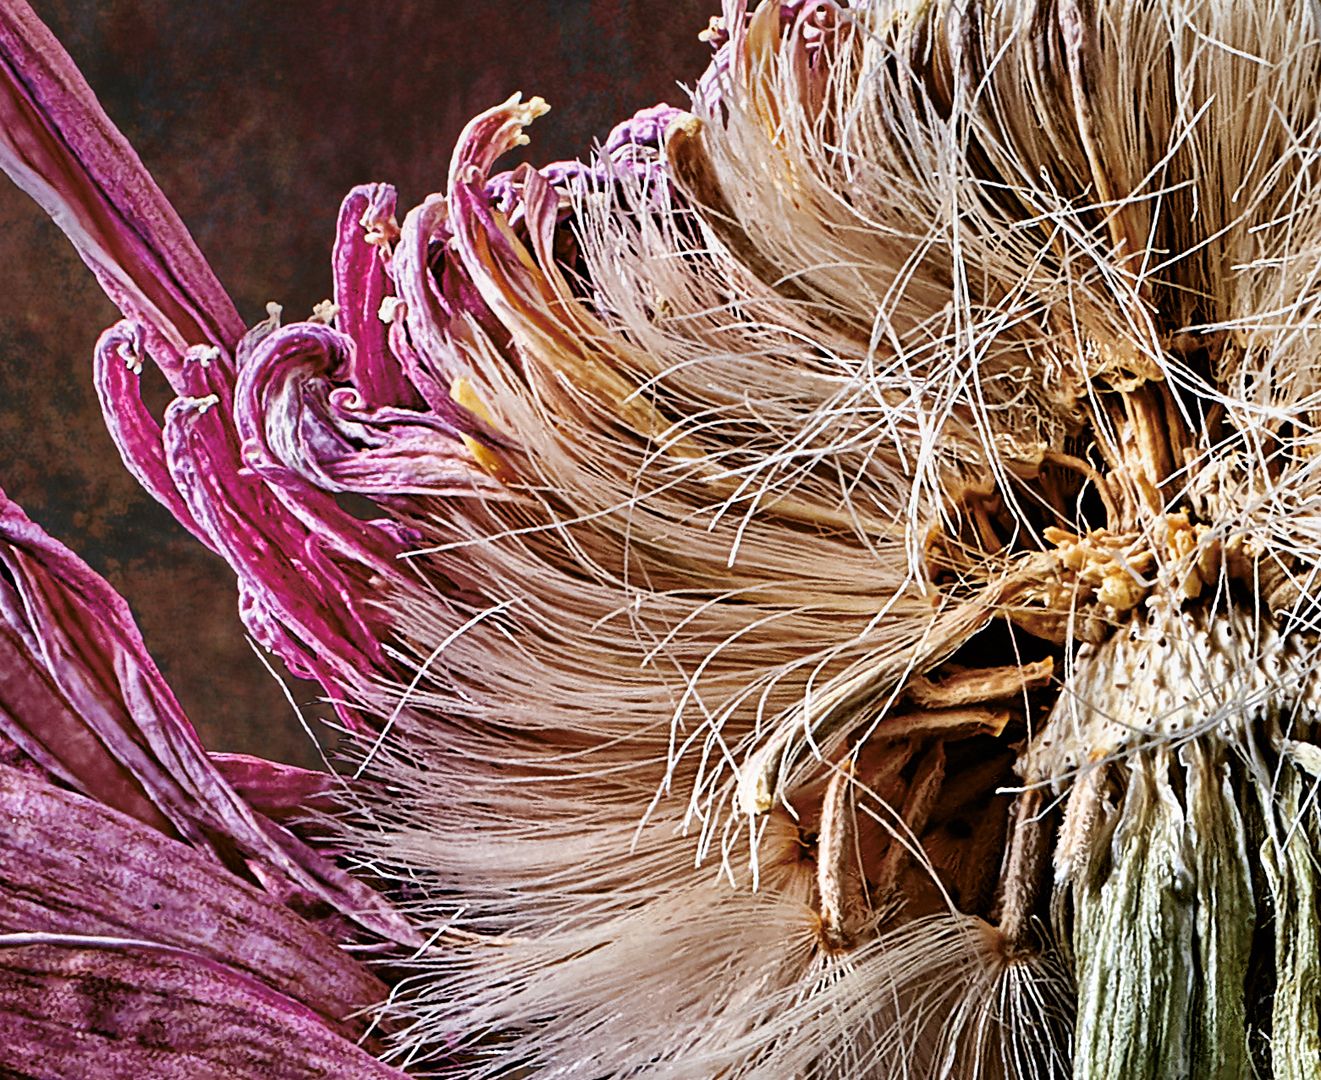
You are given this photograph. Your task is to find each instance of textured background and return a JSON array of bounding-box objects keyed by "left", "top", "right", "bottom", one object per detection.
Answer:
[{"left": 0, "top": 1, "right": 714, "bottom": 767}]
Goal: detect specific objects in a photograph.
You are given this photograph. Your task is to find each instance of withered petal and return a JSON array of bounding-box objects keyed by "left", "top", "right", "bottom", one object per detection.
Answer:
[
  {"left": 0, "top": 764, "right": 385, "bottom": 1033},
  {"left": 0, "top": 934, "right": 407, "bottom": 1078},
  {"left": 0, "top": 488, "right": 417, "bottom": 947},
  {"left": 0, "top": 0, "right": 243, "bottom": 380}
]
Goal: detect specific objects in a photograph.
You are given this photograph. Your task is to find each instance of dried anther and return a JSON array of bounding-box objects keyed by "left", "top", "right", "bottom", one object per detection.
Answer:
[
  {"left": 905, "top": 658, "right": 1055, "bottom": 710},
  {"left": 815, "top": 764, "right": 867, "bottom": 951}
]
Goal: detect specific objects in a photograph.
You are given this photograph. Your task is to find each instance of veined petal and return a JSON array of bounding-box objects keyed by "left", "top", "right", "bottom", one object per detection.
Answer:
[
  {"left": 232, "top": 320, "right": 498, "bottom": 503},
  {"left": 0, "top": 609, "right": 170, "bottom": 834},
  {"left": 391, "top": 193, "right": 489, "bottom": 407},
  {"left": 332, "top": 183, "right": 422, "bottom": 409},
  {"left": 209, "top": 753, "right": 335, "bottom": 820},
  {"left": 0, "top": 764, "right": 384, "bottom": 1033},
  {"left": 0, "top": 0, "right": 244, "bottom": 381},
  {"left": 161, "top": 381, "right": 394, "bottom": 691},
  {"left": 93, "top": 320, "right": 214, "bottom": 550},
  {"left": 0, "top": 488, "right": 417, "bottom": 947},
  {"left": 0, "top": 934, "right": 408, "bottom": 1078}
]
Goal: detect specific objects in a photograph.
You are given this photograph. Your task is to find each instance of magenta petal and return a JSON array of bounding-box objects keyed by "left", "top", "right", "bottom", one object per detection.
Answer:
[
  {"left": 210, "top": 753, "right": 336, "bottom": 820},
  {"left": 0, "top": 764, "right": 384, "bottom": 1032},
  {"left": 332, "top": 183, "right": 423, "bottom": 409},
  {"left": 0, "top": 489, "right": 417, "bottom": 946},
  {"left": 162, "top": 387, "right": 392, "bottom": 690},
  {"left": 391, "top": 194, "right": 473, "bottom": 406},
  {"left": 0, "top": 492, "right": 222, "bottom": 845},
  {"left": 0, "top": 1, "right": 243, "bottom": 382},
  {"left": 0, "top": 613, "right": 172, "bottom": 836},
  {"left": 0, "top": 935, "right": 407, "bottom": 1078},
  {"left": 234, "top": 320, "right": 496, "bottom": 501},
  {"left": 94, "top": 320, "right": 215, "bottom": 549}
]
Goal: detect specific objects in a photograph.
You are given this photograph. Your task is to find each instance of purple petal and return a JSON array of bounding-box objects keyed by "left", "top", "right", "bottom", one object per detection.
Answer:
[
  {"left": 391, "top": 193, "right": 478, "bottom": 406},
  {"left": 332, "top": 183, "right": 422, "bottom": 409},
  {"left": 0, "top": 611, "right": 172, "bottom": 835},
  {"left": 161, "top": 380, "right": 394, "bottom": 691},
  {"left": 234, "top": 320, "right": 499, "bottom": 500},
  {"left": 603, "top": 103, "right": 684, "bottom": 155},
  {"left": 519, "top": 164, "right": 578, "bottom": 285},
  {"left": 0, "top": 765, "right": 384, "bottom": 1032},
  {"left": 0, "top": 935, "right": 407, "bottom": 1078},
  {"left": 93, "top": 320, "right": 215, "bottom": 550},
  {"left": 0, "top": 1, "right": 243, "bottom": 382},
  {"left": 444, "top": 98, "right": 617, "bottom": 382},
  {"left": 0, "top": 488, "right": 418, "bottom": 947},
  {"left": 209, "top": 753, "right": 335, "bottom": 820}
]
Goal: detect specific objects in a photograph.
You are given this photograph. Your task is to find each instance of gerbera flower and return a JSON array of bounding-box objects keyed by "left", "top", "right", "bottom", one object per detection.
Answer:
[{"left": 3, "top": 0, "right": 1321, "bottom": 1077}]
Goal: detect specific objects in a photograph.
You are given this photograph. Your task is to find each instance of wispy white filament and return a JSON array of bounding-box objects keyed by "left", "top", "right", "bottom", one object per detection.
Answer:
[{"left": 328, "top": 1, "right": 1321, "bottom": 1074}]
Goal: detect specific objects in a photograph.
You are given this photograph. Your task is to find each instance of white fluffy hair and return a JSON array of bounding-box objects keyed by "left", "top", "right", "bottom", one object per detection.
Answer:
[{"left": 329, "top": 1, "right": 1321, "bottom": 1075}]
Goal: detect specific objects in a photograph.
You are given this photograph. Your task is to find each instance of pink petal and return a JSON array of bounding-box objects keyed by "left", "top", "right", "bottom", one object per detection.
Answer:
[
  {"left": 93, "top": 320, "right": 215, "bottom": 550},
  {"left": 0, "top": 764, "right": 384, "bottom": 1032},
  {"left": 391, "top": 194, "right": 478, "bottom": 407},
  {"left": 160, "top": 381, "right": 393, "bottom": 690},
  {"left": 0, "top": 0, "right": 243, "bottom": 383},
  {"left": 234, "top": 319, "right": 498, "bottom": 500},
  {"left": 209, "top": 753, "right": 336, "bottom": 820},
  {"left": 0, "top": 611, "right": 172, "bottom": 836},
  {"left": 0, "top": 935, "right": 407, "bottom": 1078},
  {"left": 0, "top": 488, "right": 418, "bottom": 947},
  {"left": 332, "top": 183, "right": 422, "bottom": 409}
]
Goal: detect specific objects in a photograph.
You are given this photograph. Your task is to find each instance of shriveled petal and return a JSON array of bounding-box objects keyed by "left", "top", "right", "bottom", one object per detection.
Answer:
[
  {"left": 0, "top": 490, "right": 225, "bottom": 844},
  {"left": 332, "top": 183, "right": 421, "bottom": 409},
  {"left": 234, "top": 320, "right": 499, "bottom": 500},
  {"left": 0, "top": 0, "right": 243, "bottom": 381},
  {"left": 94, "top": 307, "right": 428, "bottom": 708},
  {"left": 445, "top": 97, "right": 667, "bottom": 441},
  {"left": 210, "top": 753, "right": 335, "bottom": 820},
  {"left": 161, "top": 381, "right": 394, "bottom": 690},
  {"left": 94, "top": 321, "right": 214, "bottom": 549},
  {"left": 603, "top": 103, "right": 684, "bottom": 158},
  {"left": 0, "top": 935, "right": 407, "bottom": 1079},
  {"left": 0, "top": 765, "right": 384, "bottom": 1032},
  {"left": 391, "top": 194, "right": 483, "bottom": 405},
  {"left": 0, "top": 488, "right": 417, "bottom": 946},
  {"left": 0, "top": 609, "right": 172, "bottom": 836},
  {"left": 487, "top": 102, "right": 681, "bottom": 216}
]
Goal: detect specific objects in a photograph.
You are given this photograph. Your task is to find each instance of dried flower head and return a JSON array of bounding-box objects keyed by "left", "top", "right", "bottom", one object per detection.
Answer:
[{"left": 3, "top": 0, "right": 1321, "bottom": 1077}]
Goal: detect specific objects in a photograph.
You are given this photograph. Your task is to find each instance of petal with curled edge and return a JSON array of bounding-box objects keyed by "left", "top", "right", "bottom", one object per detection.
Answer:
[
  {"left": 0, "top": 488, "right": 418, "bottom": 948},
  {"left": 0, "top": 3, "right": 463, "bottom": 717},
  {"left": 234, "top": 320, "right": 502, "bottom": 501},
  {"left": 161, "top": 379, "right": 394, "bottom": 693},
  {"left": 209, "top": 753, "right": 336, "bottom": 820},
  {"left": 332, "top": 183, "right": 421, "bottom": 409},
  {"left": 93, "top": 320, "right": 215, "bottom": 550}
]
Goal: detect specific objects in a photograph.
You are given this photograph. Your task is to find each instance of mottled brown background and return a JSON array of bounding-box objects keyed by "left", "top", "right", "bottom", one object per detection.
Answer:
[{"left": 0, "top": 1, "right": 713, "bottom": 767}]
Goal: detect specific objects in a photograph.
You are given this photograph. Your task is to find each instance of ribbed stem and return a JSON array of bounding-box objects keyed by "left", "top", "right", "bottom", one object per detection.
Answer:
[{"left": 1027, "top": 603, "right": 1321, "bottom": 1079}]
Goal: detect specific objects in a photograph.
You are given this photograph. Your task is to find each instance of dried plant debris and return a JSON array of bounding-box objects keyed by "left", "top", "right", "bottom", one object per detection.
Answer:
[{"left": 3, "top": 0, "right": 1321, "bottom": 1077}]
